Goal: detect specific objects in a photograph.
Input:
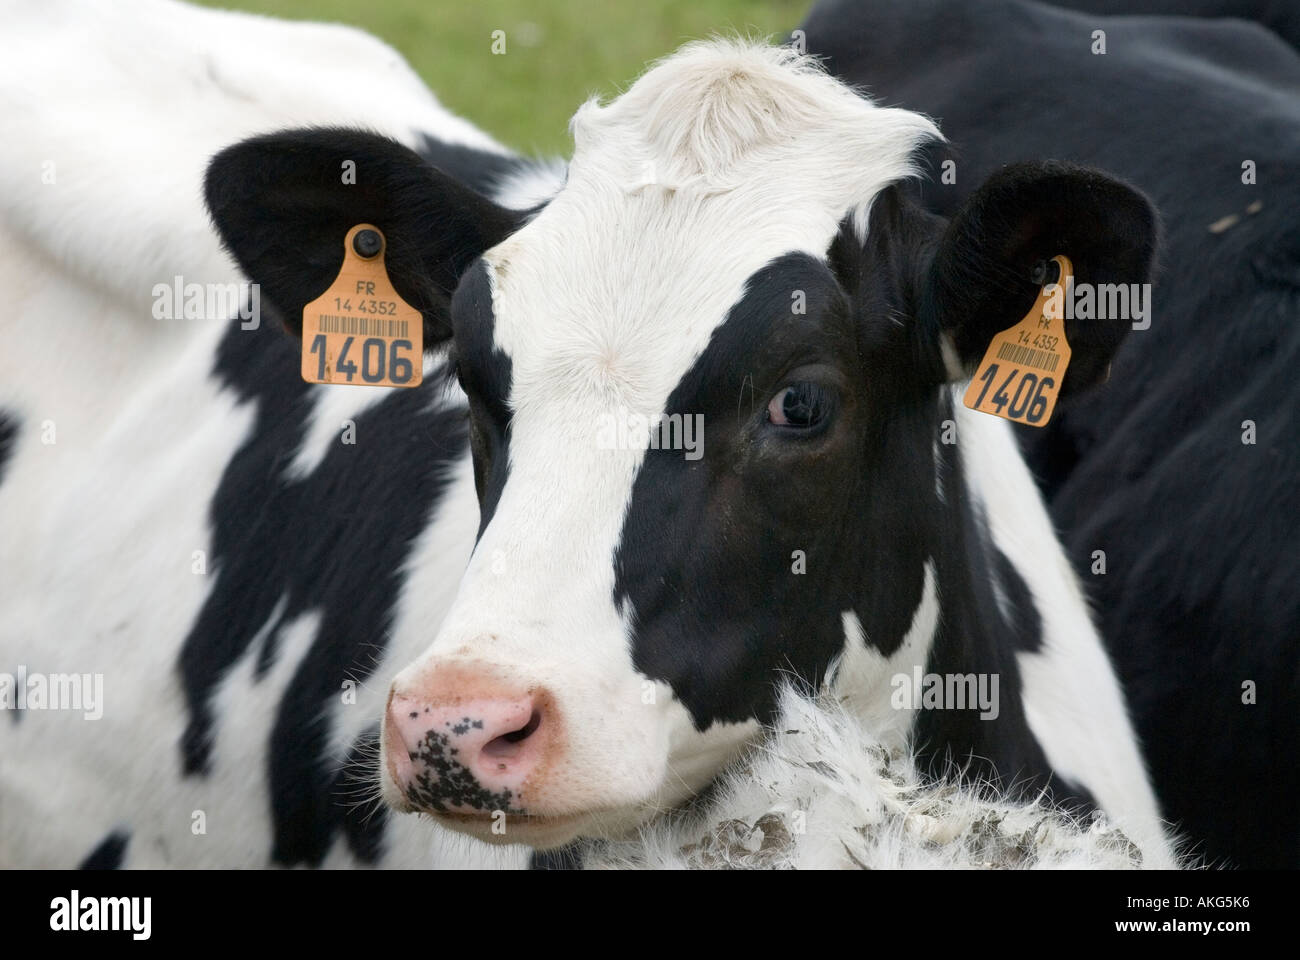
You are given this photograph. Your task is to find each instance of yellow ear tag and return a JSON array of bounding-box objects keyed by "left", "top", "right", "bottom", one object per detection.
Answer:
[
  {"left": 301, "top": 224, "right": 423, "bottom": 388},
  {"left": 963, "top": 254, "right": 1073, "bottom": 427}
]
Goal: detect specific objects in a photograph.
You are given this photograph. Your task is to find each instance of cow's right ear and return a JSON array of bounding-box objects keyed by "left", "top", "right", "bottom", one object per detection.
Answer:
[
  {"left": 921, "top": 161, "right": 1157, "bottom": 397},
  {"left": 204, "top": 127, "right": 519, "bottom": 346}
]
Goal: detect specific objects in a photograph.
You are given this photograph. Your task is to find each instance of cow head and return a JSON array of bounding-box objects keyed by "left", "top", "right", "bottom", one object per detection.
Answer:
[{"left": 206, "top": 41, "right": 1155, "bottom": 849}]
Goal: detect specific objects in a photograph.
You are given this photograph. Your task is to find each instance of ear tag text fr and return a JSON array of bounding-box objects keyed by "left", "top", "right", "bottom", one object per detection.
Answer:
[
  {"left": 963, "top": 254, "right": 1073, "bottom": 427},
  {"left": 301, "top": 224, "right": 423, "bottom": 388}
]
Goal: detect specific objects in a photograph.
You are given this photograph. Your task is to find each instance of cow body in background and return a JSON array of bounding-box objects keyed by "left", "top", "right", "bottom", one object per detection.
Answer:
[
  {"left": 0, "top": 0, "right": 548, "bottom": 868},
  {"left": 800, "top": 0, "right": 1300, "bottom": 868}
]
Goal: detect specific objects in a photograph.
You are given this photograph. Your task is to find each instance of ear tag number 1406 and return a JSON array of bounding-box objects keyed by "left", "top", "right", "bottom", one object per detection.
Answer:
[
  {"left": 301, "top": 223, "right": 423, "bottom": 388},
  {"left": 963, "top": 254, "right": 1073, "bottom": 427}
]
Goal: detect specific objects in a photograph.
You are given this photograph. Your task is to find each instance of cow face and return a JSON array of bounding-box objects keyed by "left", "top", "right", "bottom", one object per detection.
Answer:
[{"left": 207, "top": 42, "right": 1154, "bottom": 848}]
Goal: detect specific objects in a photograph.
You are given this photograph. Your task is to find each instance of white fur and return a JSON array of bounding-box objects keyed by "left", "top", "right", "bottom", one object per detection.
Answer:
[
  {"left": 586, "top": 686, "right": 1182, "bottom": 869},
  {"left": 832, "top": 562, "right": 940, "bottom": 751},
  {"left": 952, "top": 390, "right": 1175, "bottom": 867},
  {"left": 0, "top": 0, "right": 513, "bottom": 321},
  {"left": 494, "top": 158, "right": 570, "bottom": 210}
]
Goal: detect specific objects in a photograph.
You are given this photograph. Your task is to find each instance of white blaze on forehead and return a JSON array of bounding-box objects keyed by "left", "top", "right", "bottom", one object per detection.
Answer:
[
  {"left": 472, "top": 39, "right": 940, "bottom": 599},
  {"left": 488, "top": 40, "right": 940, "bottom": 415},
  {"left": 480, "top": 38, "right": 941, "bottom": 545}
]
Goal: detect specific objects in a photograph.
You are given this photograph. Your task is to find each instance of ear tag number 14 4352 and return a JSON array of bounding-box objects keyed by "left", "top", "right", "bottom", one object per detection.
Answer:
[
  {"left": 301, "top": 223, "right": 423, "bottom": 388},
  {"left": 963, "top": 254, "right": 1074, "bottom": 427}
]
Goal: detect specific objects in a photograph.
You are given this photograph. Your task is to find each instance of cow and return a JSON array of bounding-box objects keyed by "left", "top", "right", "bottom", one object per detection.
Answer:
[
  {"left": 797, "top": 0, "right": 1300, "bottom": 870},
  {"left": 0, "top": 0, "right": 550, "bottom": 868},
  {"left": 3, "top": 1, "right": 1181, "bottom": 870},
  {"left": 202, "top": 37, "right": 1179, "bottom": 865}
]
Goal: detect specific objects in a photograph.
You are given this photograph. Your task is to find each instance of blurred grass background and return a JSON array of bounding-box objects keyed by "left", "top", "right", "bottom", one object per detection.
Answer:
[{"left": 195, "top": 1, "right": 807, "bottom": 156}]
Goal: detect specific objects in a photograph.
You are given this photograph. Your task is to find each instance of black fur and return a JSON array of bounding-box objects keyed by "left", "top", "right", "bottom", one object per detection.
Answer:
[
  {"left": 205, "top": 127, "right": 520, "bottom": 345},
  {"left": 925, "top": 161, "right": 1157, "bottom": 396},
  {"left": 79, "top": 830, "right": 130, "bottom": 870},
  {"left": 414, "top": 133, "right": 523, "bottom": 198},
  {"left": 0, "top": 413, "right": 17, "bottom": 486},
  {"left": 609, "top": 175, "right": 1144, "bottom": 806},
  {"left": 801, "top": 0, "right": 1300, "bottom": 868},
  {"left": 449, "top": 262, "right": 514, "bottom": 536},
  {"left": 176, "top": 316, "right": 468, "bottom": 866}
]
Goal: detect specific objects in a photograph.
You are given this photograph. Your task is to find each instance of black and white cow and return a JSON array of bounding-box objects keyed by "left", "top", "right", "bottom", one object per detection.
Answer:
[
  {"left": 798, "top": 0, "right": 1300, "bottom": 870},
  {"left": 202, "top": 39, "right": 1177, "bottom": 863},
  {"left": 0, "top": 0, "right": 551, "bottom": 868},
  {"left": 4, "top": 1, "right": 1179, "bottom": 868}
]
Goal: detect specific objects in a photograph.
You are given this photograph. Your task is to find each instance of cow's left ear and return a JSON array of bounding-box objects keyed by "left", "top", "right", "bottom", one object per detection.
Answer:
[
  {"left": 923, "top": 161, "right": 1157, "bottom": 395},
  {"left": 205, "top": 127, "right": 519, "bottom": 348}
]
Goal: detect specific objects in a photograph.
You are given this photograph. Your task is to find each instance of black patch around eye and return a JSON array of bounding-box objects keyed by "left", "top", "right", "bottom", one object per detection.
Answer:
[{"left": 613, "top": 254, "right": 862, "bottom": 733}]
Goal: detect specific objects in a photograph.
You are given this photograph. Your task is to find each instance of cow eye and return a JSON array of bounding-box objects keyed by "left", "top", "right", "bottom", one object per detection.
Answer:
[{"left": 767, "top": 382, "right": 833, "bottom": 429}]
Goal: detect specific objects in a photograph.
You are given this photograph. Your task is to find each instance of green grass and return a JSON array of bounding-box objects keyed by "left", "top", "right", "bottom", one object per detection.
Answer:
[{"left": 196, "top": 0, "right": 806, "bottom": 156}]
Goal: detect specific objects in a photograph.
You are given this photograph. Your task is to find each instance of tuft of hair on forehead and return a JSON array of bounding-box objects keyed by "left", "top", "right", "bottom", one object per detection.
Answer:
[{"left": 569, "top": 37, "right": 942, "bottom": 228}]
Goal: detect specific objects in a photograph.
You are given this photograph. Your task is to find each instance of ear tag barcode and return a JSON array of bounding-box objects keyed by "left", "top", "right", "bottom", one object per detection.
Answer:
[
  {"left": 301, "top": 224, "right": 423, "bottom": 388},
  {"left": 963, "top": 254, "right": 1073, "bottom": 427}
]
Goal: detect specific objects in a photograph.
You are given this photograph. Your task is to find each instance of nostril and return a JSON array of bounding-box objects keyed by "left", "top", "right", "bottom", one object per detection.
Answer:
[
  {"left": 504, "top": 708, "right": 542, "bottom": 743},
  {"left": 481, "top": 708, "right": 542, "bottom": 760}
]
